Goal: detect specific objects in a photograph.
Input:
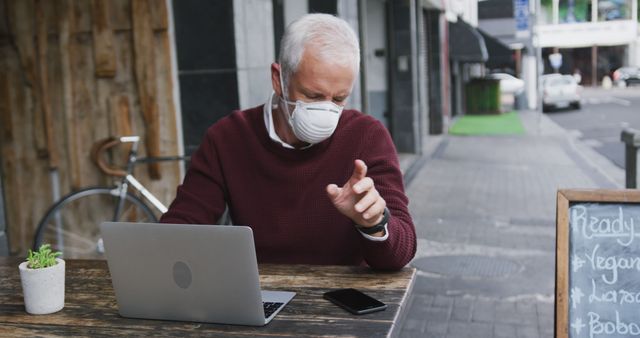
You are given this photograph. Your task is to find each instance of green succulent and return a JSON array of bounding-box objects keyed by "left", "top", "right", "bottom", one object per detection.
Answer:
[{"left": 27, "top": 244, "right": 62, "bottom": 269}]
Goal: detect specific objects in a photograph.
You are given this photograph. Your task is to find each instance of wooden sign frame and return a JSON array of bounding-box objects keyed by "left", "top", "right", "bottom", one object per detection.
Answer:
[{"left": 555, "top": 189, "right": 640, "bottom": 338}]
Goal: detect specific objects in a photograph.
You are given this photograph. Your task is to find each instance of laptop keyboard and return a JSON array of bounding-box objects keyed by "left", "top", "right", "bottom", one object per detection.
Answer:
[{"left": 263, "top": 302, "right": 284, "bottom": 318}]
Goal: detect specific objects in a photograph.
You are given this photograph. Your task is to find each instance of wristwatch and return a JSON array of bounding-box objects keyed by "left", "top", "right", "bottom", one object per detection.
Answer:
[{"left": 356, "top": 207, "right": 389, "bottom": 235}]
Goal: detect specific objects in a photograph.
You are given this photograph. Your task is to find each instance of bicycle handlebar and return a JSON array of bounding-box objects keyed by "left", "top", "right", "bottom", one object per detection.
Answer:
[
  {"left": 91, "top": 137, "right": 128, "bottom": 177},
  {"left": 91, "top": 136, "right": 189, "bottom": 178}
]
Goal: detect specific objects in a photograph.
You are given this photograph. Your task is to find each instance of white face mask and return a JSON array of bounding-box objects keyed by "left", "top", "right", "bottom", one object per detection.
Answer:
[{"left": 279, "top": 73, "right": 344, "bottom": 144}]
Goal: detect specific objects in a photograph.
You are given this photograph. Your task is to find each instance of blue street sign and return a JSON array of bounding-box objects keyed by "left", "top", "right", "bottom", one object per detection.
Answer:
[{"left": 514, "top": 0, "right": 529, "bottom": 36}]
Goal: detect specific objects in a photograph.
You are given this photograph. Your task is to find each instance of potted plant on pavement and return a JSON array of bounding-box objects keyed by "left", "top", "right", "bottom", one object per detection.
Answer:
[{"left": 18, "top": 244, "right": 65, "bottom": 314}]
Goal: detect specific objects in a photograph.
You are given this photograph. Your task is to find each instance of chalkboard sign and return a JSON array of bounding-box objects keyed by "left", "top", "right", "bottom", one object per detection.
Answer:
[{"left": 556, "top": 189, "right": 640, "bottom": 338}]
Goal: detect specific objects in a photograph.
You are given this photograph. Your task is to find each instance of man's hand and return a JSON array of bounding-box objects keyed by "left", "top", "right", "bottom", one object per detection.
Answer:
[{"left": 326, "top": 160, "right": 387, "bottom": 236}]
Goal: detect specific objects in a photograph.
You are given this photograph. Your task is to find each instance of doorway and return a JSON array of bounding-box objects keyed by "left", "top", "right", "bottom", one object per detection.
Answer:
[{"left": 363, "top": 0, "right": 391, "bottom": 127}]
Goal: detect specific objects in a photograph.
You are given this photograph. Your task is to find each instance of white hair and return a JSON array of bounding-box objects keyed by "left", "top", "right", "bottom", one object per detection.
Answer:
[{"left": 278, "top": 13, "right": 360, "bottom": 89}]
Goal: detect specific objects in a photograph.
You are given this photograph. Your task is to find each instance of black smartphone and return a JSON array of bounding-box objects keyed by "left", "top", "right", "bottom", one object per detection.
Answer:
[{"left": 323, "top": 288, "right": 387, "bottom": 315}]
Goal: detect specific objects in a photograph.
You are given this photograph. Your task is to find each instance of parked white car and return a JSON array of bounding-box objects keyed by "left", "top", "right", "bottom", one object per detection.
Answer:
[
  {"left": 541, "top": 74, "right": 581, "bottom": 112},
  {"left": 613, "top": 66, "right": 640, "bottom": 87},
  {"left": 486, "top": 73, "right": 525, "bottom": 95}
]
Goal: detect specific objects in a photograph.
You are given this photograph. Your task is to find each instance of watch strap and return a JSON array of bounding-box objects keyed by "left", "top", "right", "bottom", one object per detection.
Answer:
[{"left": 356, "top": 207, "right": 389, "bottom": 235}]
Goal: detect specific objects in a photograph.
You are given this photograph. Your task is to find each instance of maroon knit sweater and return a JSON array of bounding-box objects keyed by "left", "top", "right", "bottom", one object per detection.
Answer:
[{"left": 160, "top": 105, "right": 416, "bottom": 270}]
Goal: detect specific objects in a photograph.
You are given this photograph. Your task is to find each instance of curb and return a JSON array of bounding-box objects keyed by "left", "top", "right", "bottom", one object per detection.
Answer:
[
  {"left": 398, "top": 134, "right": 446, "bottom": 188},
  {"left": 521, "top": 109, "right": 625, "bottom": 188}
]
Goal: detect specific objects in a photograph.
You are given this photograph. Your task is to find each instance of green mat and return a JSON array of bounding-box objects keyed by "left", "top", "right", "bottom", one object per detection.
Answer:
[{"left": 449, "top": 111, "right": 525, "bottom": 135}]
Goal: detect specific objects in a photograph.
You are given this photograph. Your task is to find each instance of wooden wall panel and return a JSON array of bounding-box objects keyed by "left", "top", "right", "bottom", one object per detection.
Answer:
[
  {"left": 147, "top": 28, "right": 179, "bottom": 206},
  {"left": 90, "top": 0, "right": 117, "bottom": 78},
  {"left": 0, "top": 0, "right": 181, "bottom": 254},
  {"left": 149, "top": 0, "right": 168, "bottom": 31},
  {"left": 0, "top": 45, "right": 24, "bottom": 251},
  {"left": 5, "top": 0, "right": 36, "bottom": 86},
  {"left": 0, "top": 47, "right": 13, "bottom": 143},
  {"left": 70, "top": 0, "right": 91, "bottom": 35},
  {"left": 44, "top": 31, "right": 73, "bottom": 199},
  {"left": 1, "top": 41, "right": 52, "bottom": 252},
  {"left": 0, "top": 1, "right": 8, "bottom": 36},
  {"left": 41, "top": 0, "right": 58, "bottom": 35},
  {"left": 64, "top": 0, "right": 169, "bottom": 33},
  {"left": 72, "top": 31, "right": 104, "bottom": 188},
  {"left": 36, "top": 0, "right": 59, "bottom": 169},
  {"left": 58, "top": 0, "right": 81, "bottom": 190},
  {"left": 132, "top": 0, "right": 161, "bottom": 179},
  {"left": 109, "top": 0, "right": 132, "bottom": 31}
]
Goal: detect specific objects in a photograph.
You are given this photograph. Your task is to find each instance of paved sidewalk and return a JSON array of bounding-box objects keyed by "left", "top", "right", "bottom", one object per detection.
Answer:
[{"left": 397, "top": 110, "right": 624, "bottom": 338}]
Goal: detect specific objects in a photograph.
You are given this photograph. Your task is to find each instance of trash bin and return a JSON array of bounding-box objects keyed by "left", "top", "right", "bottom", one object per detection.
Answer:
[{"left": 465, "top": 78, "right": 501, "bottom": 115}]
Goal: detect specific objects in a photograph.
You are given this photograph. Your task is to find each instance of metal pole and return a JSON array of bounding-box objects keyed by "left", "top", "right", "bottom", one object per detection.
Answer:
[
  {"left": 626, "top": 144, "right": 638, "bottom": 189},
  {"left": 409, "top": 0, "right": 421, "bottom": 154},
  {"left": 591, "top": 45, "right": 597, "bottom": 86},
  {"left": 621, "top": 128, "right": 640, "bottom": 189},
  {"left": 534, "top": 0, "right": 543, "bottom": 134},
  {"left": 358, "top": 0, "right": 369, "bottom": 115}
]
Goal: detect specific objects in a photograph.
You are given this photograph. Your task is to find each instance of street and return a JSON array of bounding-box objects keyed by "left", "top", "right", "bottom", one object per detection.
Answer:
[{"left": 545, "top": 86, "right": 640, "bottom": 169}]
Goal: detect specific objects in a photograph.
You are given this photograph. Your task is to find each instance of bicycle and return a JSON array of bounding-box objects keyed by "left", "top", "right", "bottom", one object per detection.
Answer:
[{"left": 33, "top": 136, "right": 190, "bottom": 259}]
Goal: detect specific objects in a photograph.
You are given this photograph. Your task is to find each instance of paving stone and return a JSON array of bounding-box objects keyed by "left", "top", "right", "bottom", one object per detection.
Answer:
[
  {"left": 423, "top": 306, "right": 451, "bottom": 322},
  {"left": 432, "top": 295, "right": 453, "bottom": 309},
  {"left": 494, "top": 300, "right": 538, "bottom": 326},
  {"left": 451, "top": 297, "right": 473, "bottom": 322},
  {"left": 495, "top": 323, "right": 517, "bottom": 338},
  {"left": 403, "top": 318, "right": 427, "bottom": 333},
  {"left": 425, "top": 321, "right": 448, "bottom": 336},
  {"left": 471, "top": 299, "right": 495, "bottom": 323},
  {"left": 537, "top": 302, "right": 554, "bottom": 320},
  {"left": 537, "top": 312, "right": 554, "bottom": 329},
  {"left": 405, "top": 307, "right": 428, "bottom": 328},
  {"left": 447, "top": 321, "right": 492, "bottom": 338},
  {"left": 495, "top": 300, "right": 516, "bottom": 316},
  {"left": 516, "top": 301, "right": 537, "bottom": 316},
  {"left": 399, "top": 329, "right": 429, "bottom": 338},
  {"left": 516, "top": 325, "right": 540, "bottom": 338},
  {"left": 538, "top": 324, "right": 554, "bottom": 336},
  {"left": 412, "top": 294, "right": 435, "bottom": 308},
  {"left": 539, "top": 327, "right": 554, "bottom": 338},
  {"left": 408, "top": 298, "right": 428, "bottom": 316},
  {"left": 500, "top": 313, "right": 538, "bottom": 327}
]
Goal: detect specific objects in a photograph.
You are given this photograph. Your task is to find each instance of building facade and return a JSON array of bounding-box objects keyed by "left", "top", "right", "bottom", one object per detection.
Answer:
[
  {"left": 171, "top": 0, "right": 489, "bottom": 156},
  {"left": 537, "top": 0, "right": 639, "bottom": 85},
  {"left": 479, "top": 0, "right": 639, "bottom": 108}
]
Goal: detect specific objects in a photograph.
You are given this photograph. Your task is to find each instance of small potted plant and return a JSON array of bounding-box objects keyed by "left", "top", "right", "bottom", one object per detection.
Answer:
[{"left": 18, "top": 244, "right": 65, "bottom": 314}]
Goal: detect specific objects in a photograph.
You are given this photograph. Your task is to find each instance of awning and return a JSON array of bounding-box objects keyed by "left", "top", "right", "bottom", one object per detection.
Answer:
[
  {"left": 448, "top": 19, "right": 488, "bottom": 63},
  {"left": 478, "top": 28, "right": 514, "bottom": 69},
  {"left": 419, "top": 0, "right": 445, "bottom": 11}
]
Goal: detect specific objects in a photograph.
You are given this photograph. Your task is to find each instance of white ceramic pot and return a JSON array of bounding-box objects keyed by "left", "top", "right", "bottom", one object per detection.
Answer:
[{"left": 18, "top": 258, "right": 65, "bottom": 315}]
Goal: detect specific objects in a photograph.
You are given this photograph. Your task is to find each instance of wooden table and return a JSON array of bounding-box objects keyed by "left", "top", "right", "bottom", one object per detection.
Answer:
[{"left": 0, "top": 257, "right": 416, "bottom": 337}]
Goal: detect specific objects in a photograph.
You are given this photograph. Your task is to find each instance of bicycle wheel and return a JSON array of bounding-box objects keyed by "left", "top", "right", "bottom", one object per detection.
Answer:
[{"left": 33, "top": 186, "right": 157, "bottom": 259}]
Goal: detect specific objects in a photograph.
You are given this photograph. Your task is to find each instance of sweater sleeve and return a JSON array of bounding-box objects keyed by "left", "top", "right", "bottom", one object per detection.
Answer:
[
  {"left": 160, "top": 127, "right": 227, "bottom": 224},
  {"left": 358, "top": 120, "right": 417, "bottom": 270}
]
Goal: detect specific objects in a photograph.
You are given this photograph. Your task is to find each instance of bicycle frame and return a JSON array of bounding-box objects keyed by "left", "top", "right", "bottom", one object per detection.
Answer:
[
  {"left": 112, "top": 136, "right": 188, "bottom": 220},
  {"left": 37, "top": 135, "right": 189, "bottom": 256}
]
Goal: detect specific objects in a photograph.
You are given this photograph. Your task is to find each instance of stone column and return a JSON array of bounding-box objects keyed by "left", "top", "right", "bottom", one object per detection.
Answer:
[
  {"left": 389, "top": 0, "right": 421, "bottom": 154},
  {"left": 233, "top": 0, "right": 275, "bottom": 109}
]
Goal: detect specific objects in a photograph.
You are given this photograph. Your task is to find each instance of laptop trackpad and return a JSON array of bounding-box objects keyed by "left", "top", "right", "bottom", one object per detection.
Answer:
[{"left": 262, "top": 290, "right": 296, "bottom": 303}]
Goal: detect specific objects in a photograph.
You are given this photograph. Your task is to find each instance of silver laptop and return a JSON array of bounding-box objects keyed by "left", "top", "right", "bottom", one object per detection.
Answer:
[{"left": 99, "top": 222, "right": 295, "bottom": 326}]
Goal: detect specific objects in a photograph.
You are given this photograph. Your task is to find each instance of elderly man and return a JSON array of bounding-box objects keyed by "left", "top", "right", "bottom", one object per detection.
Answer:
[{"left": 161, "top": 13, "right": 416, "bottom": 270}]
